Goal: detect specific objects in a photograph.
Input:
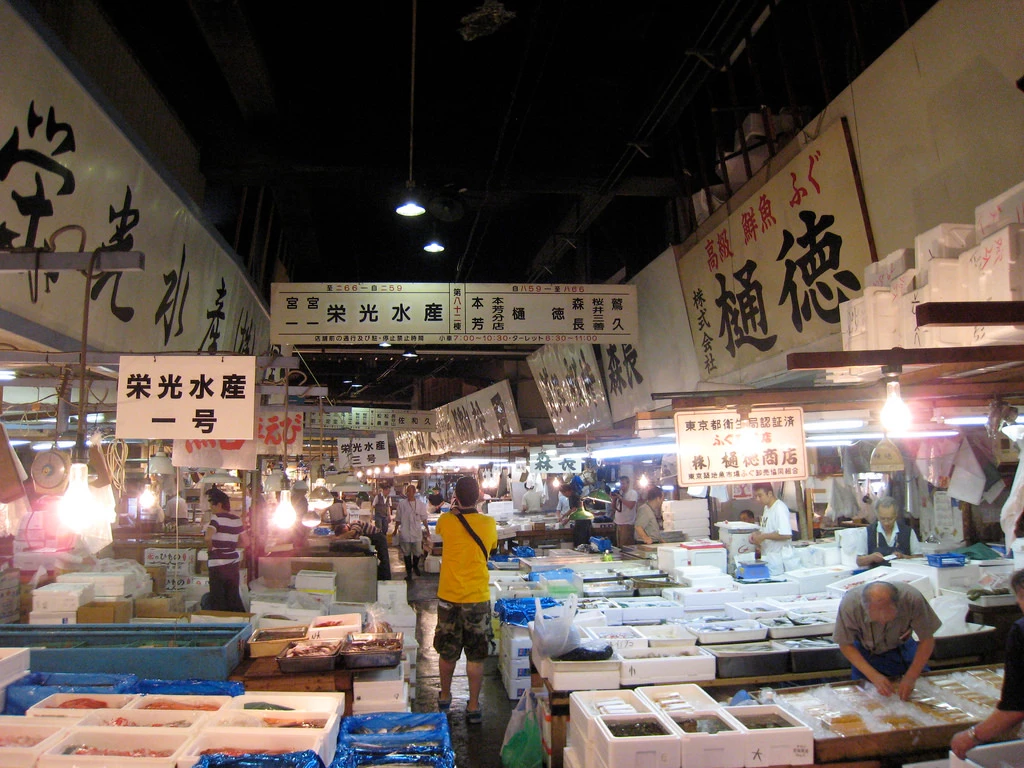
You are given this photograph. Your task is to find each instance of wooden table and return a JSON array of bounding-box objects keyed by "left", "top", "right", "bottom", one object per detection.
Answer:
[{"left": 230, "top": 656, "right": 354, "bottom": 715}]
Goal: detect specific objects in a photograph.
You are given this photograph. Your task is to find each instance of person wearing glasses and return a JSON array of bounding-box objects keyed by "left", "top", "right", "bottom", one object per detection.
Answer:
[{"left": 856, "top": 496, "right": 922, "bottom": 568}]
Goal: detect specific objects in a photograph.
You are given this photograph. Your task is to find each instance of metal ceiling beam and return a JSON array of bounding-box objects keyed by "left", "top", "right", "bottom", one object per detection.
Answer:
[
  {"left": 0, "top": 353, "right": 297, "bottom": 367},
  {"left": 915, "top": 301, "right": 1024, "bottom": 327},
  {"left": 788, "top": 345, "right": 1024, "bottom": 370}
]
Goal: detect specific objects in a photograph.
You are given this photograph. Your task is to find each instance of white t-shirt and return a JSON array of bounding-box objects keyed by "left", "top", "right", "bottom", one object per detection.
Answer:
[
  {"left": 760, "top": 498, "right": 795, "bottom": 573},
  {"left": 614, "top": 488, "right": 639, "bottom": 526},
  {"left": 555, "top": 494, "right": 570, "bottom": 515},
  {"left": 521, "top": 489, "right": 543, "bottom": 513}
]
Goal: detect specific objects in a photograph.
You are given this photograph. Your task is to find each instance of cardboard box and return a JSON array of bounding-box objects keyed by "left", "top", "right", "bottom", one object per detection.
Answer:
[
  {"left": 134, "top": 592, "right": 185, "bottom": 618},
  {"left": 145, "top": 565, "right": 167, "bottom": 594},
  {"left": 0, "top": 570, "right": 19, "bottom": 623},
  {"left": 77, "top": 599, "right": 133, "bottom": 624}
]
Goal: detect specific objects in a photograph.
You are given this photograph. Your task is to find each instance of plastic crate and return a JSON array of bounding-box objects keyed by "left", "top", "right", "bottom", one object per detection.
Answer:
[{"left": 926, "top": 553, "right": 968, "bottom": 568}]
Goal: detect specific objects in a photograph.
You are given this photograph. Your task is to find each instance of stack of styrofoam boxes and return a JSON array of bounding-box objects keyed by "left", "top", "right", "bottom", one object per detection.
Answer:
[
  {"left": 958, "top": 223, "right": 1024, "bottom": 344},
  {"left": 30, "top": 582, "right": 95, "bottom": 624},
  {"left": 0, "top": 714, "right": 69, "bottom": 767},
  {"left": 376, "top": 580, "right": 417, "bottom": 652},
  {"left": 352, "top": 663, "right": 409, "bottom": 714},
  {"left": 143, "top": 546, "right": 196, "bottom": 596},
  {"left": 57, "top": 570, "right": 140, "bottom": 621},
  {"left": 842, "top": 247, "right": 910, "bottom": 352},
  {"left": 295, "top": 568, "right": 337, "bottom": 604},
  {"left": 661, "top": 499, "right": 711, "bottom": 538},
  {"left": 657, "top": 541, "right": 728, "bottom": 576},
  {"left": 0, "top": 648, "right": 29, "bottom": 711},
  {"left": 890, "top": 558, "right": 980, "bottom": 597},
  {"left": 306, "top": 612, "right": 362, "bottom": 641},
  {"left": 403, "top": 635, "right": 419, "bottom": 687},
  {"left": 825, "top": 566, "right": 935, "bottom": 600},
  {"left": 568, "top": 689, "right": 660, "bottom": 768},
  {"left": 0, "top": 570, "right": 19, "bottom": 625},
  {"left": 897, "top": 223, "right": 975, "bottom": 349},
  {"left": 673, "top": 564, "right": 733, "bottom": 590},
  {"left": 249, "top": 590, "right": 326, "bottom": 625},
  {"left": 500, "top": 623, "right": 533, "bottom": 701},
  {"left": 782, "top": 565, "right": 853, "bottom": 595}
]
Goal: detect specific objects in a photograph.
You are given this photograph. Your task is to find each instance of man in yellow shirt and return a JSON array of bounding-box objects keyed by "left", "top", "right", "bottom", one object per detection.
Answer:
[{"left": 434, "top": 476, "right": 497, "bottom": 724}]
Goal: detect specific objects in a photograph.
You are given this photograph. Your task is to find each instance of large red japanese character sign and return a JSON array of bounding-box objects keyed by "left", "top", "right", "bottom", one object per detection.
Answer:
[
  {"left": 680, "top": 119, "right": 874, "bottom": 381},
  {"left": 255, "top": 412, "right": 304, "bottom": 456}
]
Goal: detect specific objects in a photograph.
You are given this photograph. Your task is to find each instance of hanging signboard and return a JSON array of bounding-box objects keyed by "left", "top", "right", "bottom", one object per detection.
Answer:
[
  {"left": 171, "top": 439, "right": 258, "bottom": 470},
  {"left": 679, "top": 119, "right": 874, "bottom": 381},
  {"left": 270, "top": 283, "right": 637, "bottom": 345},
  {"left": 527, "top": 343, "right": 612, "bottom": 434},
  {"left": 255, "top": 411, "right": 304, "bottom": 456},
  {"left": 337, "top": 433, "right": 390, "bottom": 470},
  {"left": 307, "top": 408, "right": 435, "bottom": 432},
  {"left": 116, "top": 356, "right": 256, "bottom": 440},
  {"left": 394, "top": 380, "right": 522, "bottom": 458},
  {"left": 528, "top": 446, "right": 588, "bottom": 476},
  {"left": 0, "top": 4, "right": 269, "bottom": 357},
  {"left": 673, "top": 407, "right": 807, "bottom": 486}
]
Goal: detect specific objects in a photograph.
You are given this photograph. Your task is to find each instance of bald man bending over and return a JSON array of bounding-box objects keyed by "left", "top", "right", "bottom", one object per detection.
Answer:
[{"left": 833, "top": 580, "right": 940, "bottom": 700}]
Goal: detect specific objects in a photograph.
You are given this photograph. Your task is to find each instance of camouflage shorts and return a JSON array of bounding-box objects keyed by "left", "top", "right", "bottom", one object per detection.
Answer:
[{"left": 432, "top": 600, "right": 493, "bottom": 662}]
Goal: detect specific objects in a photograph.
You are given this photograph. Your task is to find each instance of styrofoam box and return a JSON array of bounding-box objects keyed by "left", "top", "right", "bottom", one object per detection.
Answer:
[
  {"left": 377, "top": 579, "right": 408, "bottom": 606},
  {"left": 840, "top": 286, "right": 899, "bottom": 351},
  {"left": 959, "top": 737, "right": 1024, "bottom": 768},
  {"left": 593, "top": 711, "right": 681, "bottom": 768},
  {"left": 674, "top": 566, "right": 732, "bottom": 588},
  {"left": 540, "top": 652, "right": 621, "bottom": 692},
  {"left": 783, "top": 566, "right": 853, "bottom": 595},
  {"left": 0, "top": 715, "right": 70, "bottom": 768},
  {"left": 570, "top": 689, "right": 655, "bottom": 742},
  {"left": 927, "top": 257, "right": 971, "bottom": 346},
  {"left": 584, "top": 625, "right": 648, "bottom": 650},
  {"left": 354, "top": 662, "right": 406, "bottom": 702},
  {"left": 32, "top": 582, "right": 95, "bottom": 612},
  {"left": 764, "top": 611, "right": 836, "bottom": 638},
  {"left": 664, "top": 708, "right": 749, "bottom": 768},
  {"left": 663, "top": 587, "right": 743, "bottom": 611},
  {"left": 204, "top": 709, "right": 339, "bottom": 754},
  {"left": 351, "top": 682, "right": 410, "bottom": 714},
  {"left": 959, "top": 225, "right": 1024, "bottom": 344},
  {"left": 890, "top": 559, "right": 980, "bottom": 592},
  {"left": 723, "top": 704, "right": 814, "bottom": 766},
  {"left": 294, "top": 569, "right": 337, "bottom": 591},
  {"left": 564, "top": 744, "right": 582, "bottom": 768},
  {"left": 864, "top": 248, "right": 915, "bottom": 288},
  {"left": 177, "top": 729, "right": 329, "bottom": 768},
  {"left": 915, "top": 222, "right": 975, "bottom": 283},
  {"left": 976, "top": 178, "right": 1024, "bottom": 238},
  {"left": 502, "top": 670, "right": 529, "bottom": 701},
  {"left": 501, "top": 655, "right": 532, "bottom": 679},
  {"left": 801, "top": 543, "right": 842, "bottom": 567},
  {"left": 57, "top": 571, "right": 136, "bottom": 597},
  {"left": 0, "top": 648, "right": 30, "bottom": 681},
  {"left": 685, "top": 618, "right": 766, "bottom": 644},
  {"left": 39, "top": 729, "right": 190, "bottom": 768},
  {"left": 29, "top": 611, "right": 77, "bottom": 625},
  {"left": 28, "top": 693, "right": 137, "bottom": 717},
  {"left": 611, "top": 597, "right": 686, "bottom": 624},
  {"left": 129, "top": 694, "right": 231, "bottom": 713},
  {"left": 899, "top": 286, "right": 933, "bottom": 349},
  {"left": 635, "top": 624, "right": 696, "bottom": 650},
  {"left": 735, "top": 579, "right": 799, "bottom": 599},
  {"left": 76, "top": 708, "right": 208, "bottom": 730},
  {"left": 223, "top": 691, "right": 344, "bottom": 714},
  {"left": 766, "top": 594, "right": 841, "bottom": 612},
  {"left": 635, "top": 683, "right": 719, "bottom": 716},
  {"left": 723, "top": 601, "right": 786, "bottom": 621},
  {"left": 306, "top": 612, "right": 362, "bottom": 640},
  {"left": 826, "top": 568, "right": 934, "bottom": 600},
  {"left": 618, "top": 646, "right": 716, "bottom": 685}
]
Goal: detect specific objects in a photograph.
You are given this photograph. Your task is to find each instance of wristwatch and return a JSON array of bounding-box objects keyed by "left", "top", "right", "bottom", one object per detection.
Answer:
[{"left": 968, "top": 725, "right": 984, "bottom": 743}]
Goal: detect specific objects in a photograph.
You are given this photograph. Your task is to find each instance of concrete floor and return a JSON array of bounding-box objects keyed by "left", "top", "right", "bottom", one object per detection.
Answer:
[{"left": 395, "top": 551, "right": 515, "bottom": 768}]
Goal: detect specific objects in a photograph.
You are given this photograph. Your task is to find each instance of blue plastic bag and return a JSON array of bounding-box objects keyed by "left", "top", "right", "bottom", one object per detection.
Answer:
[
  {"left": 338, "top": 713, "right": 453, "bottom": 762},
  {"left": 511, "top": 546, "right": 535, "bottom": 558},
  {"left": 493, "top": 597, "right": 559, "bottom": 627},
  {"left": 589, "top": 536, "right": 611, "bottom": 552},
  {"left": 133, "top": 678, "right": 244, "bottom": 696},
  {"left": 4, "top": 672, "right": 138, "bottom": 715},
  {"left": 333, "top": 751, "right": 451, "bottom": 768},
  {"left": 192, "top": 751, "right": 325, "bottom": 768}
]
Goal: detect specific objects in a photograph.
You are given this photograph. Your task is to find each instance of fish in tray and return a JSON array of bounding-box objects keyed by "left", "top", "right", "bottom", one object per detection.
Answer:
[{"left": 283, "top": 640, "right": 342, "bottom": 658}]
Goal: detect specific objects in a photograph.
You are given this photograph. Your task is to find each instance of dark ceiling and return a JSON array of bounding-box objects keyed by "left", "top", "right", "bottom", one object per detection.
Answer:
[{"left": 80, "top": 0, "right": 937, "bottom": 412}]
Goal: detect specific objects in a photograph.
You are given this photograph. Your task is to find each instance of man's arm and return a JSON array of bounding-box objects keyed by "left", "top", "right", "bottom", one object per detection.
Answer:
[
  {"left": 951, "top": 709, "right": 1024, "bottom": 758},
  {"left": 857, "top": 551, "right": 887, "bottom": 567},
  {"left": 750, "top": 530, "right": 793, "bottom": 544},
  {"left": 897, "top": 636, "right": 935, "bottom": 700},
  {"left": 838, "top": 643, "right": 895, "bottom": 697}
]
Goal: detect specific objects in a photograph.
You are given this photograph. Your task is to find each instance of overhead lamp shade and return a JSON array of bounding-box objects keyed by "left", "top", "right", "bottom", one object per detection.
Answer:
[
  {"left": 423, "top": 239, "right": 444, "bottom": 253},
  {"left": 148, "top": 452, "right": 174, "bottom": 476},
  {"left": 402, "top": 349, "right": 418, "bottom": 358},
  {"left": 395, "top": 199, "right": 426, "bottom": 217},
  {"left": 292, "top": 478, "right": 309, "bottom": 492},
  {"left": 264, "top": 470, "right": 286, "bottom": 492},
  {"left": 203, "top": 471, "right": 240, "bottom": 485},
  {"left": 308, "top": 481, "right": 334, "bottom": 510}
]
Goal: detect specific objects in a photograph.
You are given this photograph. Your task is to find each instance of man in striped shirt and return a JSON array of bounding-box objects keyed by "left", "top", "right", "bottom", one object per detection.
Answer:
[{"left": 204, "top": 487, "right": 248, "bottom": 612}]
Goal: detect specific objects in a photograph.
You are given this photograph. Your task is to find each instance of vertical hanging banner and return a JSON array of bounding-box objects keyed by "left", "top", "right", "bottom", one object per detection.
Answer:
[
  {"left": 673, "top": 408, "right": 807, "bottom": 486},
  {"left": 680, "top": 119, "right": 874, "bottom": 381},
  {"left": 337, "top": 433, "right": 391, "bottom": 470},
  {"left": 171, "top": 439, "right": 258, "bottom": 470},
  {"left": 255, "top": 411, "right": 304, "bottom": 456},
  {"left": 527, "top": 343, "right": 612, "bottom": 433},
  {"left": 116, "top": 356, "right": 256, "bottom": 440}
]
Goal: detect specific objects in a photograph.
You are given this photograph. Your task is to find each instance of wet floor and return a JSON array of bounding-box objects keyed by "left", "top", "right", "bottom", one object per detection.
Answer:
[{"left": 395, "top": 551, "right": 514, "bottom": 768}]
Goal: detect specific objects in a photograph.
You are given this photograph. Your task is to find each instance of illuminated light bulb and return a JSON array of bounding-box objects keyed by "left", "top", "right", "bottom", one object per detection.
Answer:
[
  {"left": 59, "top": 463, "right": 97, "bottom": 534},
  {"left": 880, "top": 380, "right": 912, "bottom": 434},
  {"left": 301, "top": 508, "right": 323, "bottom": 528},
  {"left": 139, "top": 486, "right": 157, "bottom": 510},
  {"left": 637, "top": 474, "right": 649, "bottom": 489},
  {"left": 356, "top": 471, "right": 364, "bottom": 479},
  {"left": 551, "top": 477, "right": 561, "bottom": 489},
  {"left": 272, "top": 492, "right": 297, "bottom": 529}
]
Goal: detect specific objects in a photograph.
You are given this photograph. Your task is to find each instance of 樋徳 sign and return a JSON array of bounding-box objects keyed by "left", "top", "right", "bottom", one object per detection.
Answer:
[
  {"left": 674, "top": 407, "right": 807, "bottom": 486},
  {"left": 116, "top": 356, "right": 256, "bottom": 440}
]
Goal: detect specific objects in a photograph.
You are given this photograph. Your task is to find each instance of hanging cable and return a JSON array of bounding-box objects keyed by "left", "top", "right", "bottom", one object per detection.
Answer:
[{"left": 407, "top": 0, "right": 418, "bottom": 188}]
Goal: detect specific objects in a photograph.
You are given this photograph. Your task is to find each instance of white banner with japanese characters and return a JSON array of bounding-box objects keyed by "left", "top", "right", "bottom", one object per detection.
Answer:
[
  {"left": 528, "top": 446, "right": 588, "bottom": 477},
  {"left": 673, "top": 407, "right": 807, "bottom": 486},
  {"left": 116, "top": 356, "right": 256, "bottom": 440},
  {"left": 0, "top": 5, "right": 268, "bottom": 357},
  {"left": 171, "top": 439, "right": 258, "bottom": 470},
  {"left": 337, "top": 433, "right": 390, "bottom": 470},
  {"left": 394, "top": 380, "right": 522, "bottom": 458},
  {"left": 307, "top": 408, "right": 435, "bottom": 432},
  {"left": 680, "top": 119, "right": 874, "bottom": 382},
  {"left": 270, "top": 283, "right": 637, "bottom": 345},
  {"left": 527, "top": 343, "right": 612, "bottom": 434},
  {"left": 255, "top": 411, "right": 304, "bottom": 456}
]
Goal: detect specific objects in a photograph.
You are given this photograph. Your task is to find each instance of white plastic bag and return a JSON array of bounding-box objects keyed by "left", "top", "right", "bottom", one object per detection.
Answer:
[
  {"left": 930, "top": 594, "right": 969, "bottom": 635},
  {"left": 532, "top": 594, "right": 580, "bottom": 657}
]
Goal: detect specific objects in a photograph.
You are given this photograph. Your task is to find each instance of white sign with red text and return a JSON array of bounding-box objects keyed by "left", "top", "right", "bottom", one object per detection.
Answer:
[
  {"left": 255, "top": 411, "right": 304, "bottom": 456},
  {"left": 116, "top": 356, "right": 256, "bottom": 440},
  {"left": 674, "top": 407, "right": 807, "bottom": 486},
  {"left": 171, "top": 439, "right": 258, "bottom": 470}
]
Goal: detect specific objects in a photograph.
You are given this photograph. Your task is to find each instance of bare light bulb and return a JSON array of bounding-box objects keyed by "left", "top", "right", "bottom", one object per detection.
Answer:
[
  {"left": 881, "top": 380, "right": 912, "bottom": 433},
  {"left": 272, "top": 492, "right": 297, "bottom": 529},
  {"left": 59, "top": 463, "right": 96, "bottom": 533},
  {"left": 139, "top": 486, "right": 157, "bottom": 510}
]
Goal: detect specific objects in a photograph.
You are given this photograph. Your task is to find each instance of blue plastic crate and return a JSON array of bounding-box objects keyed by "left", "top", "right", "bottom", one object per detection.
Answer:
[{"left": 926, "top": 553, "right": 967, "bottom": 567}]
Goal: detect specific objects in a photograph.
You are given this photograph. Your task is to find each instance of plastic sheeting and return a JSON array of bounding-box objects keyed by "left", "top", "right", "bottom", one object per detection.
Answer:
[
  {"left": 193, "top": 751, "right": 325, "bottom": 768},
  {"left": 335, "top": 712, "right": 454, "bottom": 768}
]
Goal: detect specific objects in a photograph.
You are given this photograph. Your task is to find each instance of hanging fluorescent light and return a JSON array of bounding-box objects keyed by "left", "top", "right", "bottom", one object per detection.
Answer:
[
  {"left": 0, "top": 370, "right": 15, "bottom": 381},
  {"left": 402, "top": 349, "right": 418, "bottom": 358},
  {"left": 591, "top": 440, "right": 677, "bottom": 460},
  {"left": 942, "top": 415, "right": 1024, "bottom": 426},
  {"left": 423, "top": 239, "right": 445, "bottom": 253},
  {"left": 803, "top": 419, "right": 866, "bottom": 432},
  {"left": 880, "top": 380, "right": 912, "bottom": 434},
  {"left": 378, "top": 341, "right": 392, "bottom": 348},
  {"left": 33, "top": 440, "right": 75, "bottom": 451}
]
